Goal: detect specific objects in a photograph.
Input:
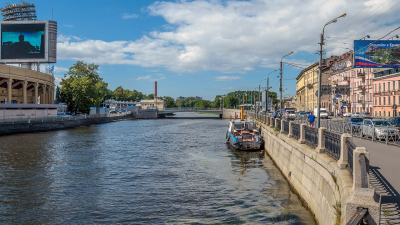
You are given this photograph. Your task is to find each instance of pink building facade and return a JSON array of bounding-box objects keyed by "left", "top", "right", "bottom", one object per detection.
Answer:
[
  {"left": 372, "top": 68, "right": 400, "bottom": 118},
  {"left": 330, "top": 51, "right": 373, "bottom": 114}
]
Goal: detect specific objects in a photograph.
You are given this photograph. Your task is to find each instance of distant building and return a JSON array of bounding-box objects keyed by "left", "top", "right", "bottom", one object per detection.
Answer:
[
  {"left": 175, "top": 96, "right": 202, "bottom": 100},
  {"left": 137, "top": 99, "right": 165, "bottom": 109}
]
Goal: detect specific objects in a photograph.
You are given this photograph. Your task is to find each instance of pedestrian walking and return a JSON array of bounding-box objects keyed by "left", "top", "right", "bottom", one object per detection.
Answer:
[{"left": 308, "top": 112, "right": 315, "bottom": 128}]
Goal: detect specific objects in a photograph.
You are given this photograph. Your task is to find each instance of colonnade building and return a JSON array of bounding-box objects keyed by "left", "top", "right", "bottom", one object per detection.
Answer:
[{"left": 0, "top": 64, "right": 55, "bottom": 104}]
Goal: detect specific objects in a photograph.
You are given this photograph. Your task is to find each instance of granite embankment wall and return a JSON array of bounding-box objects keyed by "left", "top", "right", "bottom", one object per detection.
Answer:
[
  {"left": 260, "top": 123, "right": 353, "bottom": 225},
  {"left": 0, "top": 114, "right": 133, "bottom": 135},
  {"left": 222, "top": 109, "right": 241, "bottom": 119}
]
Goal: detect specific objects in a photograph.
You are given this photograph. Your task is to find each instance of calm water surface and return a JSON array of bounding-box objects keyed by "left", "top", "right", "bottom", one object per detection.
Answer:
[{"left": 0, "top": 113, "right": 315, "bottom": 224}]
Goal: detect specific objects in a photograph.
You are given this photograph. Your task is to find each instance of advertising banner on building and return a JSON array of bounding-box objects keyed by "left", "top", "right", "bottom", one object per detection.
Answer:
[{"left": 354, "top": 40, "right": 400, "bottom": 68}]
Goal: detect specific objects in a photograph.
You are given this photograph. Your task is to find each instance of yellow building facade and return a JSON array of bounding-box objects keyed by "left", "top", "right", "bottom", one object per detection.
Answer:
[
  {"left": 0, "top": 64, "right": 55, "bottom": 104},
  {"left": 296, "top": 62, "right": 318, "bottom": 111},
  {"left": 136, "top": 99, "right": 166, "bottom": 109}
]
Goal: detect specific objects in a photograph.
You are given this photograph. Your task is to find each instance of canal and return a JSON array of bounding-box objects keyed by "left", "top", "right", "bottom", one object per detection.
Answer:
[{"left": 0, "top": 113, "right": 315, "bottom": 224}]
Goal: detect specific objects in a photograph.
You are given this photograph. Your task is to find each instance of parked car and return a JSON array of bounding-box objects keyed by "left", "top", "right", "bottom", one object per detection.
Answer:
[
  {"left": 361, "top": 119, "right": 398, "bottom": 140},
  {"left": 345, "top": 117, "right": 364, "bottom": 132},
  {"left": 388, "top": 117, "right": 400, "bottom": 127},
  {"left": 109, "top": 111, "right": 117, "bottom": 114},
  {"left": 343, "top": 112, "right": 352, "bottom": 117},
  {"left": 360, "top": 112, "right": 372, "bottom": 118},
  {"left": 297, "top": 112, "right": 308, "bottom": 118},
  {"left": 351, "top": 112, "right": 360, "bottom": 117},
  {"left": 327, "top": 111, "right": 334, "bottom": 116}
]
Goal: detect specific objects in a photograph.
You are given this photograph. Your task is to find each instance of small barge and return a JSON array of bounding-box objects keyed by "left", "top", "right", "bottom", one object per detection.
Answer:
[{"left": 226, "top": 107, "right": 263, "bottom": 151}]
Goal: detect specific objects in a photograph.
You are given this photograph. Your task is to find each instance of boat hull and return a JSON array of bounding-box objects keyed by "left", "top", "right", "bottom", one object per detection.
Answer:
[{"left": 226, "top": 131, "right": 263, "bottom": 151}]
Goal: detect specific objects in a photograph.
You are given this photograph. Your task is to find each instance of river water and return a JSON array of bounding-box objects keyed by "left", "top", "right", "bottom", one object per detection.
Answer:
[{"left": 0, "top": 113, "right": 315, "bottom": 224}]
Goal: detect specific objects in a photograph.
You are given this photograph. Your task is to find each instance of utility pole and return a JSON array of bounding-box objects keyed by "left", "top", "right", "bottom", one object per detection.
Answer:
[
  {"left": 317, "top": 33, "right": 323, "bottom": 129},
  {"left": 280, "top": 53, "right": 293, "bottom": 118}
]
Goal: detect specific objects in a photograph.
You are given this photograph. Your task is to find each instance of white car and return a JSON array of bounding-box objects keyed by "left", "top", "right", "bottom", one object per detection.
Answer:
[
  {"left": 343, "top": 112, "right": 352, "bottom": 117},
  {"left": 351, "top": 112, "right": 360, "bottom": 117}
]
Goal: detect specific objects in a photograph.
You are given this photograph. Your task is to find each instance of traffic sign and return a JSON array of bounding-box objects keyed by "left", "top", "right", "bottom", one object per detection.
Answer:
[
  {"left": 341, "top": 106, "right": 344, "bottom": 109},
  {"left": 337, "top": 95, "right": 342, "bottom": 98},
  {"left": 333, "top": 99, "right": 337, "bottom": 103}
]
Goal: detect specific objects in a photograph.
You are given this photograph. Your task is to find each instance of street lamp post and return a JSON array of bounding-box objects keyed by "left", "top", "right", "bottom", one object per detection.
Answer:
[
  {"left": 222, "top": 95, "right": 226, "bottom": 110},
  {"left": 259, "top": 78, "right": 266, "bottom": 113},
  {"left": 317, "top": 12, "right": 346, "bottom": 128},
  {"left": 266, "top": 70, "right": 277, "bottom": 113},
  {"left": 219, "top": 97, "right": 222, "bottom": 110},
  {"left": 280, "top": 52, "right": 293, "bottom": 119}
]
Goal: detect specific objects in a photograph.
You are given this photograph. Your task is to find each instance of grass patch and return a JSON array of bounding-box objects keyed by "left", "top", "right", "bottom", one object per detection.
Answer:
[
  {"left": 333, "top": 202, "right": 341, "bottom": 225},
  {"left": 383, "top": 210, "right": 392, "bottom": 215}
]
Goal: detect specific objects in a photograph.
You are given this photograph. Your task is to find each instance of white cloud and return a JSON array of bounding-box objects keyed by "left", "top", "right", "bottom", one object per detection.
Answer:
[
  {"left": 54, "top": 66, "right": 69, "bottom": 73},
  {"left": 136, "top": 75, "right": 165, "bottom": 81},
  {"left": 58, "top": 35, "right": 81, "bottom": 42},
  {"left": 215, "top": 76, "right": 241, "bottom": 81},
  {"left": 57, "top": 0, "right": 400, "bottom": 73},
  {"left": 136, "top": 75, "right": 151, "bottom": 80},
  {"left": 121, "top": 13, "right": 139, "bottom": 19},
  {"left": 63, "top": 24, "right": 73, "bottom": 28}
]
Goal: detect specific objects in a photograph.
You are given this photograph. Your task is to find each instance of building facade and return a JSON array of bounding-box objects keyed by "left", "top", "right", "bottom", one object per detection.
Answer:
[
  {"left": 330, "top": 52, "right": 353, "bottom": 114},
  {"left": 137, "top": 99, "right": 165, "bottom": 109},
  {"left": 372, "top": 68, "right": 400, "bottom": 118},
  {"left": 0, "top": 64, "right": 55, "bottom": 104},
  {"left": 296, "top": 62, "right": 318, "bottom": 111}
]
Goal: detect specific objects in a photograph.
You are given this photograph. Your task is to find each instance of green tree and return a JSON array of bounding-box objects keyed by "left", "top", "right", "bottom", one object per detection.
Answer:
[
  {"left": 164, "top": 96, "right": 176, "bottom": 108},
  {"left": 195, "top": 100, "right": 211, "bottom": 108},
  {"left": 55, "top": 85, "right": 61, "bottom": 102},
  {"left": 60, "top": 61, "right": 108, "bottom": 114}
]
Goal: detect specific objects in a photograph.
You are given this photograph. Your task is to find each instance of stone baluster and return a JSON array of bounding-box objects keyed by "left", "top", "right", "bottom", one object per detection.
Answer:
[
  {"left": 316, "top": 127, "right": 326, "bottom": 153},
  {"left": 299, "top": 123, "right": 306, "bottom": 144}
]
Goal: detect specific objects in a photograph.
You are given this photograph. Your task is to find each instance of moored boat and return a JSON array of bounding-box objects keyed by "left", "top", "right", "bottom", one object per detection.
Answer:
[{"left": 226, "top": 107, "right": 263, "bottom": 151}]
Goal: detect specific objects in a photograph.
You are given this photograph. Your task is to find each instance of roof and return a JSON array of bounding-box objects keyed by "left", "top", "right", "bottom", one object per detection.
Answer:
[{"left": 296, "top": 62, "right": 319, "bottom": 80}]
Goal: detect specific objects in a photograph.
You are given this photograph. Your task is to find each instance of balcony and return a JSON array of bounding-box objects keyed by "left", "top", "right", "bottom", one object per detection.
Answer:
[
  {"left": 307, "top": 83, "right": 313, "bottom": 89},
  {"left": 357, "top": 72, "right": 366, "bottom": 78},
  {"left": 358, "top": 85, "right": 365, "bottom": 91},
  {"left": 343, "top": 77, "right": 350, "bottom": 82}
]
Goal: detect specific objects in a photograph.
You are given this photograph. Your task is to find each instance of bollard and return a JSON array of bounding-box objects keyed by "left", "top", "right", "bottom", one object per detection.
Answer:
[
  {"left": 280, "top": 119, "right": 285, "bottom": 133},
  {"left": 316, "top": 127, "right": 326, "bottom": 153},
  {"left": 298, "top": 123, "right": 306, "bottom": 144},
  {"left": 266, "top": 116, "right": 270, "bottom": 126}
]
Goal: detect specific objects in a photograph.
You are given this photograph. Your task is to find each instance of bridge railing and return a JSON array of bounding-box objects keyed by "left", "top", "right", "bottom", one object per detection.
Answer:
[
  {"left": 162, "top": 108, "right": 220, "bottom": 111},
  {"left": 246, "top": 113, "right": 381, "bottom": 224}
]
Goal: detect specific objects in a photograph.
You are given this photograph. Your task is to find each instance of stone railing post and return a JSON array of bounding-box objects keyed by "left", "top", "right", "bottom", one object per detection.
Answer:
[
  {"left": 316, "top": 127, "right": 326, "bottom": 153},
  {"left": 288, "top": 121, "right": 294, "bottom": 138},
  {"left": 275, "top": 118, "right": 279, "bottom": 128},
  {"left": 352, "top": 147, "right": 370, "bottom": 190},
  {"left": 299, "top": 123, "right": 306, "bottom": 144},
  {"left": 337, "top": 134, "right": 352, "bottom": 169},
  {"left": 346, "top": 147, "right": 380, "bottom": 225},
  {"left": 270, "top": 117, "right": 274, "bottom": 128},
  {"left": 280, "top": 119, "right": 285, "bottom": 133},
  {"left": 266, "top": 116, "right": 270, "bottom": 126}
]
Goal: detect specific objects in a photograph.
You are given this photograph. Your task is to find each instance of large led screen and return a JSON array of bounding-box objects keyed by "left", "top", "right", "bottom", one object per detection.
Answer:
[
  {"left": 1, "top": 23, "right": 45, "bottom": 59},
  {"left": 354, "top": 40, "right": 400, "bottom": 68}
]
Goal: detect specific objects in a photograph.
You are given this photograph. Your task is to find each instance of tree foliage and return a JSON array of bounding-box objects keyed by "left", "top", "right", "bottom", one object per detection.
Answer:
[{"left": 60, "top": 61, "right": 108, "bottom": 114}]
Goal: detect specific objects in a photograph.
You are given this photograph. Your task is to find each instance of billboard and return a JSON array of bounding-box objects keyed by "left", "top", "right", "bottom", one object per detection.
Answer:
[
  {"left": 0, "top": 20, "right": 57, "bottom": 63},
  {"left": 354, "top": 40, "right": 400, "bottom": 68}
]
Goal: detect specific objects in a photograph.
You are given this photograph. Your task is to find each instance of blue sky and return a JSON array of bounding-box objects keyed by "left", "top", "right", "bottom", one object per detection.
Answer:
[{"left": 28, "top": 0, "right": 400, "bottom": 100}]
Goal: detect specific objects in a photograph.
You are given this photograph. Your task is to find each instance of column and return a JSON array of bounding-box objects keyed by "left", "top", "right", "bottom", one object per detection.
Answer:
[
  {"left": 42, "top": 85, "right": 47, "bottom": 104},
  {"left": 34, "top": 83, "right": 39, "bottom": 104},
  {"left": 316, "top": 127, "right": 326, "bottom": 153},
  {"left": 22, "top": 81, "right": 28, "bottom": 104},
  {"left": 7, "top": 79, "right": 12, "bottom": 104}
]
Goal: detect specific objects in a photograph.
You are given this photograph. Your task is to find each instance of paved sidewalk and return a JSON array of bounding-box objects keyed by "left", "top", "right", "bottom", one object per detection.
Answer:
[{"left": 352, "top": 137, "right": 400, "bottom": 224}]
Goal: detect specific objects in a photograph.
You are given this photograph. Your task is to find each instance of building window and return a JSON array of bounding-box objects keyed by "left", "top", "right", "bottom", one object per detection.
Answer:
[
  {"left": 383, "top": 97, "right": 386, "bottom": 105},
  {"left": 388, "top": 82, "right": 391, "bottom": 91},
  {"left": 393, "top": 81, "right": 396, "bottom": 90},
  {"left": 398, "top": 80, "right": 400, "bottom": 90},
  {"left": 370, "top": 93, "right": 372, "bottom": 102},
  {"left": 384, "top": 111, "right": 386, "bottom": 117},
  {"left": 379, "top": 83, "right": 381, "bottom": 92},
  {"left": 389, "top": 111, "right": 391, "bottom": 117},
  {"left": 394, "top": 96, "right": 396, "bottom": 105},
  {"left": 383, "top": 83, "right": 386, "bottom": 91},
  {"left": 375, "top": 98, "right": 377, "bottom": 105},
  {"left": 389, "top": 96, "right": 391, "bottom": 105},
  {"left": 379, "top": 97, "right": 381, "bottom": 105}
]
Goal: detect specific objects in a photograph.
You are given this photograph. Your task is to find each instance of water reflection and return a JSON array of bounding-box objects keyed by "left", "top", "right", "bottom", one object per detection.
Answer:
[{"left": 0, "top": 119, "right": 314, "bottom": 224}]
